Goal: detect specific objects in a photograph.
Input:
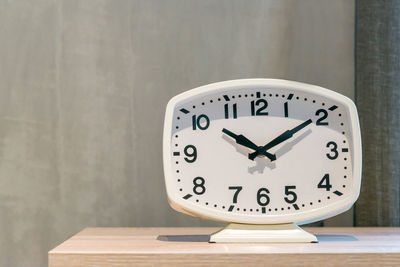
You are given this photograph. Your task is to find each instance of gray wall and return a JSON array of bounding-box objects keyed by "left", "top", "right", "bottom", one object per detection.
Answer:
[
  {"left": 355, "top": 0, "right": 400, "bottom": 226},
  {"left": 0, "top": 1, "right": 354, "bottom": 266}
]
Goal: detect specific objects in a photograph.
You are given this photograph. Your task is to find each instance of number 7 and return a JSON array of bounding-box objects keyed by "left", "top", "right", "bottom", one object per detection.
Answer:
[{"left": 228, "top": 186, "right": 243, "bottom": 203}]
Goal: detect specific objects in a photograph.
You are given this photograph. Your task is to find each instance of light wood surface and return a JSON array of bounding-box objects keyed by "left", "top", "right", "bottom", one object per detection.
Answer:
[{"left": 49, "top": 227, "right": 400, "bottom": 266}]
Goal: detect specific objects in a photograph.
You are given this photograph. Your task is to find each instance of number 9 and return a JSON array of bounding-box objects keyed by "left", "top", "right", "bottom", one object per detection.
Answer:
[{"left": 184, "top": 145, "right": 197, "bottom": 163}]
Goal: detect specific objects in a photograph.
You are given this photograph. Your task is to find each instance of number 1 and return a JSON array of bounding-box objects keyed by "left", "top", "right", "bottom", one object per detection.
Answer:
[{"left": 284, "top": 102, "right": 289, "bottom": 117}]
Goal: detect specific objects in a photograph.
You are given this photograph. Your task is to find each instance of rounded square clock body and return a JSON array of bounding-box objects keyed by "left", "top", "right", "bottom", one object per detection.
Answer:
[{"left": 163, "top": 79, "right": 361, "bottom": 225}]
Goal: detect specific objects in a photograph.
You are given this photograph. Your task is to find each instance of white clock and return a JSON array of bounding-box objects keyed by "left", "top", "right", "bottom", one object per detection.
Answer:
[{"left": 163, "top": 79, "right": 361, "bottom": 242}]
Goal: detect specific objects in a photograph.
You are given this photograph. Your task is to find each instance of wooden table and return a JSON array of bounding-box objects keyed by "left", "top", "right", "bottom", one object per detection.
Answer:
[{"left": 49, "top": 227, "right": 400, "bottom": 266}]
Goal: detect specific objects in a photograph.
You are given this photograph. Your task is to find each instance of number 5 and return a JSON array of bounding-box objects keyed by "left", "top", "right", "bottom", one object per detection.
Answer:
[{"left": 284, "top": 185, "right": 297, "bottom": 204}]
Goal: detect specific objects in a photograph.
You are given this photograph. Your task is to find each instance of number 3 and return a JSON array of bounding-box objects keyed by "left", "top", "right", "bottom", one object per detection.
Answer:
[{"left": 326, "top": 141, "right": 338, "bottom": 160}]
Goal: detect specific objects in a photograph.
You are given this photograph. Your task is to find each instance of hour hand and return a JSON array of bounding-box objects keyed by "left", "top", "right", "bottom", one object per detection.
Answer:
[{"left": 222, "top": 128, "right": 276, "bottom": 161}]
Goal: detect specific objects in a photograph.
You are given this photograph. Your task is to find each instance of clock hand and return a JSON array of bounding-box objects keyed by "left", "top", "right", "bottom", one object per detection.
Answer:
[
  {"left": 248, "top": 119, "right": 313, "bottom": 160},
  {"left": 222, "top": 128, "right": 259, "bottom": 150},
  {"left": 222, "top": 128, "right": 276, "bottom": 161}
]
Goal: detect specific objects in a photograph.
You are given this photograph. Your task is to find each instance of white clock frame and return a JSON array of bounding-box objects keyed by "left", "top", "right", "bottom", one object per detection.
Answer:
[{"left": 163, "top": 79, "right": 362, "bottom": 226}]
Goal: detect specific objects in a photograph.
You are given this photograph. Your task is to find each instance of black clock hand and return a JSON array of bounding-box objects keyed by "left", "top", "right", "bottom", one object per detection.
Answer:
[
  {"left": 248, "top": 119, "right": 312, "bottom": 160},
  {"left": 222, "top": 128, "right": 276, "bottom": 161}
]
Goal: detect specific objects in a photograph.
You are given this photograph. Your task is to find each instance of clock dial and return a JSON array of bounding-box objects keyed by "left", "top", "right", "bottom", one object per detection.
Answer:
[{"left": 163, "top": 79, "right": 361, "bottom": 224}]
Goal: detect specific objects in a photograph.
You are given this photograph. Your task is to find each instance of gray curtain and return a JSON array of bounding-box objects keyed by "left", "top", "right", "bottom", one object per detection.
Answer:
[{"left": 355, "top": 1, "right": 400, "bottom": 226}]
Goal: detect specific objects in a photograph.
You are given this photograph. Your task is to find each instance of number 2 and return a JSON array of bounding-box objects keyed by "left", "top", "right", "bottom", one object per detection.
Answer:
[{"left": 315, "top": 109, "right": 328, "bottom": 125}]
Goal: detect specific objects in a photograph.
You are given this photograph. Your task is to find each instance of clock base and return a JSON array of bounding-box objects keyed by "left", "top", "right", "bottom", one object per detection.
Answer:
[{"left": 209, "top": 223, "right": 318, "bottom": 243}]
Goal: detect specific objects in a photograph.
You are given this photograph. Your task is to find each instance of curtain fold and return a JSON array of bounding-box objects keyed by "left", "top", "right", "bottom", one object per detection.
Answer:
[{"left": 355, "top": 0, "right": 400, "bottom": 226}]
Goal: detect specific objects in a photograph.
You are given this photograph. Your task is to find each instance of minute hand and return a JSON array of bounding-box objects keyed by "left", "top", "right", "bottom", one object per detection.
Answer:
[{"left": 248, "top": 119, "right": 312, "bottom": 160}]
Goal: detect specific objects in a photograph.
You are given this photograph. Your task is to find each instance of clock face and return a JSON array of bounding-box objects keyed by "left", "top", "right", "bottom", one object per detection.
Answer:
[{"left": 163, "top": 79, "right": 361, "bottom": 224}]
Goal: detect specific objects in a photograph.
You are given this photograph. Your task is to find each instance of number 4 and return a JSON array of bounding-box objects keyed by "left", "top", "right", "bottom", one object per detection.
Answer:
[{"left": 318, "top": 174, "right": 332, "bottom": 191}]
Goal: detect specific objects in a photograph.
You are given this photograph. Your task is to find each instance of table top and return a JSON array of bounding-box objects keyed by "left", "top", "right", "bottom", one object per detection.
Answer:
[{"left": 49, "top": 227, "right": 400, "bottom": 266}]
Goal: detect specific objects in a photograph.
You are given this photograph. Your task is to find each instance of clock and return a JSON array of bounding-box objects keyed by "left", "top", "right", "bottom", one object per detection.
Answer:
[{"left": 163, "top": 79, "right": 361, "bottom": 242}]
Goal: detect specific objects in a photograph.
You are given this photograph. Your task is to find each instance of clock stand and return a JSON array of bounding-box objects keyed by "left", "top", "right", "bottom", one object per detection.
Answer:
[{"left": 210, "top": 223, "right": 317, "bottom": 243}]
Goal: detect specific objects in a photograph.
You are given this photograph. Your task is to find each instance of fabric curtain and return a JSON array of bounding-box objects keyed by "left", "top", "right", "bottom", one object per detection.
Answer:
[{"left": 355, "top": 0, "right": 400, "bottom": 226}]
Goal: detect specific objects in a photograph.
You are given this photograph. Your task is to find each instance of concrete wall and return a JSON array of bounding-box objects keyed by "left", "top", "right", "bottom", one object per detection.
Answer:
[{"left": 0, "top": 0, "right": 354, "bottom": 266}]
